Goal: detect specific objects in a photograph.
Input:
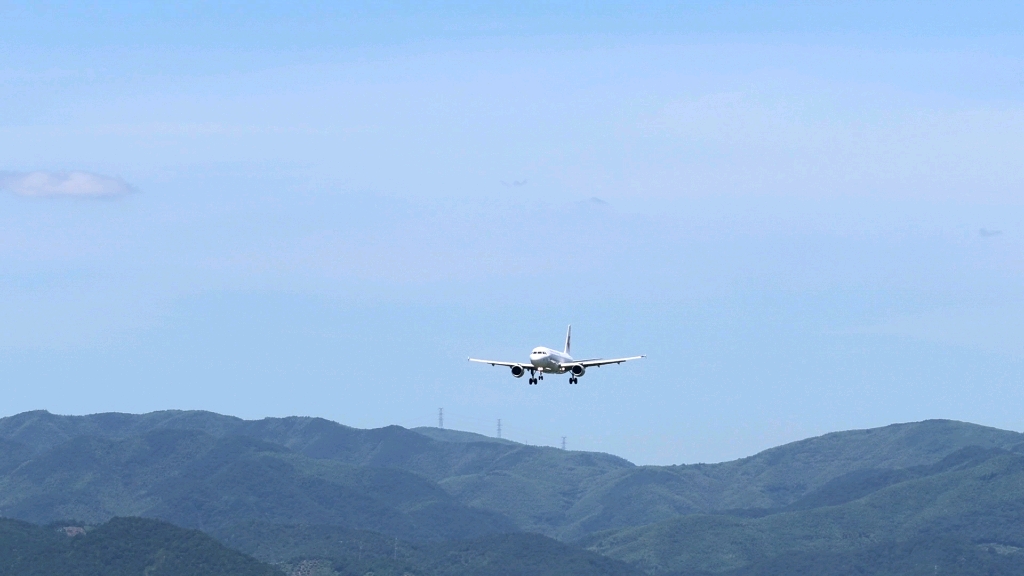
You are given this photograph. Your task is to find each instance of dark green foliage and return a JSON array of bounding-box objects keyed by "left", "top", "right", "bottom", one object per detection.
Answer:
[
  {"left": 6, "top": 410, "right": 1016, "bottom": 541},
  {"left": 0, "top": 439, "right": 33, "bottom": 475},
  {"left": 784, "top": 445, "right": 1008, "bottom": 511},
  {"left": 0, "top": 516, "right": 281, "bottom": 576},
  {"left": 0, "top": 410, "right": 636, "bottom": 538},
  {"left": 584, "top": 447, "right": 1024, "bottom": 574},
  {"left": 0, "top": 427, "right": 514, "bottom": 540},
  {"left": 211, "top": 521, "right": 379, "bottom": 564},
  {"left": 417, "top": 533, "right": 647, "bottom": 576},
  {"left": 561, "top": 419, "right": 1024, "bottom": 539},
  {"left": 714, "top": 537, "right": 1024, "bottom": 576},
  {"left": 219, "top": 523, "right": 644, "bottom": 576},
  {"left": 4, "top": 410, "right": 1024, "bottom": 574}
]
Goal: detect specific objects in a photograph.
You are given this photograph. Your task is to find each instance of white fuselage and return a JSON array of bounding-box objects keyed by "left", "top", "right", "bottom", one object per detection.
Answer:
[{"left": 530, "top": 347, "right": 573, "bottom": 373}]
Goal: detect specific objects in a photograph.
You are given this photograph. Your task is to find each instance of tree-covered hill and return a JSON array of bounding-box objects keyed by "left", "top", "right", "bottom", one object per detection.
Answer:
[
  {"left": 552, "top": 418, "right": 1024, "bottom": 539},
  {"left": 2, "top": 410, "right": 1024, "bottom": 574},
  {"left": 709, "top": 536, "right": 1024, "bottom": 576},
  {"left": 0, "top": 410, "right": 632, "bottom": 537},
  {"left": 0, "top": 517, "right": 640, "bottom": 576},
  {"left": 0, "top": 516, "right": 281, "bottom": 576},
  {"left": 0, "top": 428, "right": 513, "bottom": 540},
  {"left": 1, "top": 410, "right": 1018, "bottom": 541},
  {"left": 583, "top": 446, "right": 1024, "bottom": 574},
  {"left": 218, "top": 522, "right": 645, "bottom": 576}
]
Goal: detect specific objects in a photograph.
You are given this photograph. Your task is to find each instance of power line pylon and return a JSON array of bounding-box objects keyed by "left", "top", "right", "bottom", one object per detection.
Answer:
[{"left": 438, "top": 408, "right": 443, "bottom": 429}]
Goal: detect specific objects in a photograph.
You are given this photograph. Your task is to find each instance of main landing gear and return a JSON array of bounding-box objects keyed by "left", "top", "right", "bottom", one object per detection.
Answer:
[
  {"left": 569, "top": 377, "right": 578, "bottom": 385},
  {"left": 528, "top": 371, "right": 543, "bottom": 385}
]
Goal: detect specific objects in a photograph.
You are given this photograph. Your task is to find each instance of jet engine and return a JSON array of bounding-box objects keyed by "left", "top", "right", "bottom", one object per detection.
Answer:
[
  {"left": 510, "top": 365, "right": 526, "bottom": 378},
  {"left": 571, "top": 365, "right": 586, "bottom": 377}
]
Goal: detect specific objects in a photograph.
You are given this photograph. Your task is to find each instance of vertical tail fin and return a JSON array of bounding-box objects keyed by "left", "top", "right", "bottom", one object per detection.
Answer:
[{"left": 564, "top": 325, "right": 571, "bottom": 355}]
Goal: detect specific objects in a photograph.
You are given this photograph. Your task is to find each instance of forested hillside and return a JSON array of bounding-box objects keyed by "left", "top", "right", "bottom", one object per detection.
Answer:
[
  {"left": 584, "top": 446, "right": 1024, "bottom": 573},
  {"left": 0, "top": 517, "right": 280, "bottom": 576},
  {"left": 221, "top": 524, "right": 644, "bottom": 576},
  {"left": 1, "top": 410, "right": 1023, "bottom": 574},
  {"left": 0, "top": 428, "right": 514, "bottom": 540}
]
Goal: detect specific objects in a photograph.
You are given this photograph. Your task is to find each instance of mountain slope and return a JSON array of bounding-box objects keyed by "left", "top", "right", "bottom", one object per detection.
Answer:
[
  {"left": 218, "top": 522, "right": 646, "bottom": 576},
  {"left": 716, "top": 536, "right": 1023, "bottom": 576},
  {"left": 2, "top": 410, "right": 1022, "bottom": 547},
  {"left": 583, "top": 446, "right": 1024, "bottom": 574},
  {"left": 0, "top": 428, "right": 515, "bottom": 540},
  {"left": 553, "top": 419, "right": 1024, "bottom": 539},
  {"left": 0, "top": 410, "right": 634, "bottom": 537},
  {"left": 0, "top": 516, "right": 281, "bottom": 576}
]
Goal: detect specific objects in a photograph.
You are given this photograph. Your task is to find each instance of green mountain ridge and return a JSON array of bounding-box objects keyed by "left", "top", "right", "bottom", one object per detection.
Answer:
[
  {"left": 703, "top": 536, "right": 1024, "bottom": 576},
  {"left": 4, "top": 410, "right": 1017, "bottom": 540},
  {"left": 0, "top": 516, "right": 281, "bottom": 576},
  {"left": 411, "top": 426, "right": 519, "bottom": 445},
  {"left": 583, "top": 446, "right": 1024, "bottom": 573},
  {"left": 218, "top": 522, "right": 645, "bottom": 576},
  {"left": 0, "top": 427, "right": 513, "bottom": 540},
  {"left": 1, "top": 410, "right": 1023, "bottom": 574}
]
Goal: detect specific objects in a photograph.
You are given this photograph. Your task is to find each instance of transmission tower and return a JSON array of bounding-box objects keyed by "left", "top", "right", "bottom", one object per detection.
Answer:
[
  {"left": 438, "top": 408, "right": 444, "bottom": 429},
  {"left": 497, "top": 419, "right": 502, "bottom": 439},
  {"left": 561, "top": 436, "right": 566, "bottom": 450}
]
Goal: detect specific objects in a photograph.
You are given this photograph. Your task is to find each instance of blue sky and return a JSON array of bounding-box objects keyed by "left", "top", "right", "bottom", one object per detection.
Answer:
[{"left": 2, "top": 1, "right": 1024, "bottom": 464}]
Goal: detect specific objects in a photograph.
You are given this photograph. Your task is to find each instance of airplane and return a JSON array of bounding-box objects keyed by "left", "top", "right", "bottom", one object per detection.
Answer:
[{"left": 469, "top": 326, "right": 644, "bottom": 385}]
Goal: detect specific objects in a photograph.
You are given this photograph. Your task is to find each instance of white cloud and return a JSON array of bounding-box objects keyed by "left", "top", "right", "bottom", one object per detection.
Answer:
[{"left": 0, "top": 171, "right": 135, "bottom": 198}]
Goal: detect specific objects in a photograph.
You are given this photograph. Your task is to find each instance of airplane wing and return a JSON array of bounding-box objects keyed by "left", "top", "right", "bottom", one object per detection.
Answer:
[
  {"left": 468, "top": 358, "right": 528, "bottom": 367},
  {"left": 571, "top": 355, "right": 646, "bottom": 368}
]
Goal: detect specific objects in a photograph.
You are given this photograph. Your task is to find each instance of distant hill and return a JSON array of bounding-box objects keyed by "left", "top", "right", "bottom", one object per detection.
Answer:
[
  {"left": 3, "top": 410, "right": 1018, "bottom": 541},
  {"left": 0, "top": 427, "right": 514, "bottom": 541},
  {"left": 709, "top": 536, "right": 1024, "bottom": 576},
  {"left": 0, "top": 410, "right": 634, "bottom": 537},
  {"left": 0, "top": 516, "right": 280, "bottom": 576},
  {"left": 411, "top": 426, "right": 517, "bottom": 445},
  {"left": 583, "top": 446, "right": 1024, "bottom": 573},
  {"left": 219, "top": 522, "right": 645, "bottom": 576},
  {"left": 556, "top": 419, "right": 1024, "bottom": 539},
  {"left": 1, "top": 410, "right": 1023, "bottom": 574}
]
